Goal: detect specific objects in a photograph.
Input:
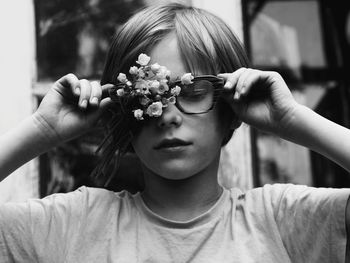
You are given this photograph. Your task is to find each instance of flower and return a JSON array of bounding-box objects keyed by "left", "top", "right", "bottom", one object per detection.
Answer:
[
  {"left": 167, "top": 96, "right": 176, "bottom": 104},
  {"left": 113, "top": 53, "right": 186, "bottom": 121},
  {"left": 156, "top": 66, "right": 171, "bottom": 79},
  {"left": 149, "top": 80, "right": 160, "bottom": 94},
  {"left": 116, "top": 88, "right": 125, "bottom": 97},
  {"left": 136, "top": 53, "right": 151, "bottom": 66},
  {"left": 171, "top": 85, "right": 181, "bottom": 96},
  {"left": 146, "top": 101, "right": 163, "bottom": 117},
  {"left": 158, "top": 79, "right": 169, "bottom": 94},
  {"left": 135, "top": 80, "right": 149, "bottom": 95},
  {"left": 151, "top": 63, "right": 161, "bottom": 73},
  {"left": 140, "top": 96, "right": 151, "bottom": 106},
  {"left": 181, "top": 73, "right": 194, "bottom": 85},
  {"left": 138, "top": 68, "right": 146, "bottom": 78},
  {"left": 133, "top": 109, "right": 144, "bottom": 120},
  {"left": 117, "top": 73, "right": 128, "bottom": 83},
  {"left": 129, "top": 66, "right": 138, "bottom": 75}
]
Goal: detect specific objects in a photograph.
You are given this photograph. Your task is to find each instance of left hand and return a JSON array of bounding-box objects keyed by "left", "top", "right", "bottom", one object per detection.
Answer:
[{"left": 218, "top": 68, "right": 300, "bottom": 137}]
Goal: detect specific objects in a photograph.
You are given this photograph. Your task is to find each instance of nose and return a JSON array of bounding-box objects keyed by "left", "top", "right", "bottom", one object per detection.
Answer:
[{"left": 157, "top": 103, "right": 183, "bottom": 128}]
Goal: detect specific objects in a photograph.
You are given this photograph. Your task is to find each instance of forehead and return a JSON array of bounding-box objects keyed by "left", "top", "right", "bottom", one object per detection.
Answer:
[{"left": 149, "top": 33, "right": 186, "bottom": 79}]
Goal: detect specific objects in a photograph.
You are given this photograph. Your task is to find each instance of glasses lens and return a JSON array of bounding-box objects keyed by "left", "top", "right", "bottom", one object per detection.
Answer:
[{"left": 177, "top": 80, "right": 215, "bottom": 113}]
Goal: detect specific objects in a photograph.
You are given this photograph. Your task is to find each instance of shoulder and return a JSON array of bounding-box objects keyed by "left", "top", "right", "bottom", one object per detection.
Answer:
[
  {"left": 228, "top": 183, "right": 350, "bottom": 218},
  {"left": 231, "top": 183, "right": 350, "bottom": 203},
  {"left": 0, "top": 186, "right": 138, "bottom": 225},
  {"left": 65, "top": 186, "right": 138, "bottom": 214},
  {"left": 227, "top": 183, "right": 294, "bottom": 207}
]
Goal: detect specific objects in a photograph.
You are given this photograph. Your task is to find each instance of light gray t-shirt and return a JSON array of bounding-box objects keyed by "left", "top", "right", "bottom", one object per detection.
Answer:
[{"left": 0, "top": 184, "right": 348, "bottom": 262}]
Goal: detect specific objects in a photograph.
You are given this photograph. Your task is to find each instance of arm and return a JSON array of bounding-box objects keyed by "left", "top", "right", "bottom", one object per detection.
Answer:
[
  {"left": 281, "top": 104, "right": 350, "bottom": 172},
  {"left": 0, "top": 74, "right": 113, "bottom": 181},
  {"left": 220, "top": 68, "right": 350, "bottom": 259},
  {"left": 219, "top": 68, "right": 350, "bottom": 172},
  {"left": 0, "top": 114, "right": 57, "bottom": 179}
]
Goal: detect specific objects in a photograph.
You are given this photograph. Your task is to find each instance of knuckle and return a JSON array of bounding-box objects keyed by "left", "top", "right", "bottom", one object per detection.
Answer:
[
  {"left": 270, "top": 71, "right": 281, "bottom": 78},
  {"left": 66, "top": 73, "right": 76, "bottom": 79},
  {"left": 80, "top": 78, "right": 89, "bottom": 84}
]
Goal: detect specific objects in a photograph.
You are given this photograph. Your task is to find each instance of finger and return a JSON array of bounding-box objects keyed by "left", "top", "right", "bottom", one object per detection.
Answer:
[
  {"left": 56, "top": 73, "right": 80, "bottom": 96},
  {"left": 235, "top": 68, "right": 254, "bottom": 100},
  {"left": 90, "top": 81, "right": 102, "bottom": 107},
  {"left": 101, "top": 83, "right": 116, "bottom": 99},
  {"left": 218, "top": 68, "right": 246, "bottom": 90},
  {"left": 79, "top": 79, "right": 92, "bottom": 109},
  {"left": 99, "top": 97, "right": 113, "bottom": 111},
  {"left": 239, "top": 69, "right": 264, "bottom": 97}
]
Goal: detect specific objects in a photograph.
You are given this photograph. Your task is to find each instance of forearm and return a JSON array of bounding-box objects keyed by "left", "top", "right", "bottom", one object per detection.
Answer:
[
  {"left": 281, "top": 104, "right": 350, "bottom": 172},
  {"left": 0, "top": 114, "right": 58, "bottom": 181}
]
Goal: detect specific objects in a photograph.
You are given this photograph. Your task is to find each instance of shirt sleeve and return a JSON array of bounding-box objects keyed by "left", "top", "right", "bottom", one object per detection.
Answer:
[
  {"left": 0, "top": 187, "right": 86, "bottom": 263},
  {"left": 265, "top": 184, "right": 350, "bottom": 263}
]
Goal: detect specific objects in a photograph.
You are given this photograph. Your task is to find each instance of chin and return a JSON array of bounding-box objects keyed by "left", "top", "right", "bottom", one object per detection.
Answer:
[
  {"left": 158, "top": 171, "right": 194, "bottom": 181},
  {"left": 147, "top": 160, "right": 206, "bottom": 181}
]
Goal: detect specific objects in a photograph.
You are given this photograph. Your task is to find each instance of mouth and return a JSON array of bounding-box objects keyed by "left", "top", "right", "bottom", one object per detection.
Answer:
[{"left": 154, "top": 138, "right": 192, "bottom": 150}]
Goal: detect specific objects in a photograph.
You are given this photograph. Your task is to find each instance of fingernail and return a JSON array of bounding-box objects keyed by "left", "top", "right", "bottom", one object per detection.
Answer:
[
  {"left": 224, "top": 81, "right": 232, "bottom": 89},
  {"left": 81, "top": 99, "right": 87, "bottom": 108},
  {"left": 75, "top": 88, "right": 80, "bottom": 95},
  {"left": 90, "top": 97, "right": 98, "bottom": 105}
]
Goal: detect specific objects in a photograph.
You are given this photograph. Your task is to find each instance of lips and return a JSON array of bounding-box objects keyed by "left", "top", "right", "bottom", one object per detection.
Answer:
[{"left": 154, "top": 138, "right": 192, "bottom": 150}]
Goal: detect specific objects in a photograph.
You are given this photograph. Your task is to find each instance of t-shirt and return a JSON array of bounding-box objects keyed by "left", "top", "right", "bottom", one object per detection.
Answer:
[{"left": 0, "top": 184, "right": 348, "bottom": 262}]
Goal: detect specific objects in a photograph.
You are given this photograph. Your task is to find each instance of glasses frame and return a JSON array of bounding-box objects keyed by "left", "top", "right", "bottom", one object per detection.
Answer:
[{"left": 172, "top": 75, "right": 225, "bottom": 115}]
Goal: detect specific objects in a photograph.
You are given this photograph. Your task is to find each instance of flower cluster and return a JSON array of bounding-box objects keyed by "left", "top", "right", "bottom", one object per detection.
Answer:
[{"left": 110, "top": 53, "right": 193, "bottom": 120}]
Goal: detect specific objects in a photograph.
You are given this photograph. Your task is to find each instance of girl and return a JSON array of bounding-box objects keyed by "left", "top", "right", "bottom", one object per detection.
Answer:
[{"left": 0, "top": 3, "right": 350, "bottom": 262}]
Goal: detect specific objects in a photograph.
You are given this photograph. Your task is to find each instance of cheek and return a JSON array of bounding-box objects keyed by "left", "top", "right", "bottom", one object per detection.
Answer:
[
  {"left": 206, "top": 108, "right": 228, "bottom": 142},
  {"left": 131, "top": 129, "right": 149, "bottom": 157}
]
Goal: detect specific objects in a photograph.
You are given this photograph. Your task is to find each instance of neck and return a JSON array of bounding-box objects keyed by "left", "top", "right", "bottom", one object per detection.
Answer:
[{"left": 140, "top": 153, "right": 223, "bottom": 221}]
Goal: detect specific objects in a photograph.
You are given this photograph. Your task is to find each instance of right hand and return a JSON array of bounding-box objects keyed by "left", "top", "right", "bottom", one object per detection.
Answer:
[{"left": 34, "top": 73, "right": 114, "bottom": 145}]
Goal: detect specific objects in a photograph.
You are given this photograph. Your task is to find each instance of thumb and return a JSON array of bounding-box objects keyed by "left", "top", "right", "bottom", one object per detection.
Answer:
[{"left": 99, "top": 97, "right": 114, "bottom": 112}]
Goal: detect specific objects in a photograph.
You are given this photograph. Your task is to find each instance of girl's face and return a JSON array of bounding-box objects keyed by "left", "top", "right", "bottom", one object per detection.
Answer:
[{"left": 131, "top": 33, "right": 229, "bottom": 180}]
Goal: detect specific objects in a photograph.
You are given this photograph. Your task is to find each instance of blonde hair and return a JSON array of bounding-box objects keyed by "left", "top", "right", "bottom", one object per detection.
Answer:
[
  {"left": 101, "top": 3, "right": 249, "bottom": 83},
  {"left": 95, "top": 3, "right": 250, "bottom": 184}
]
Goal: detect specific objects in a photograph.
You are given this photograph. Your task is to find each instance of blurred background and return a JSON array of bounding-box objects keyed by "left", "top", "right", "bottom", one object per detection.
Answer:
[{"left": 0, "top": 0, "right": 349, "bottom": 202}]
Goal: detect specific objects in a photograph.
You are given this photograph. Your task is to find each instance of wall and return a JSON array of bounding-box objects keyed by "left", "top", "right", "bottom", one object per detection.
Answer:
[{"left": 0, "top": 0, "right": 39, "bottom": 202}]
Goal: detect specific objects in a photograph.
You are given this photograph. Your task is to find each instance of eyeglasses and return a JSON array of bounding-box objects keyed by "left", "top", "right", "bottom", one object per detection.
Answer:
[{"left": 171, "top": 75, "right": 224, "bottom": 114}]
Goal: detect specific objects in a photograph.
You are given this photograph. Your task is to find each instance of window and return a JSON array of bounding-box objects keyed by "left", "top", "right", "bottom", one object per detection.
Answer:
[
  {"left": 34, "top": 0, "right": 145, "bottom": 196},
  {"left": 243, "top": 0, "right": 350, "bottom": 187}
]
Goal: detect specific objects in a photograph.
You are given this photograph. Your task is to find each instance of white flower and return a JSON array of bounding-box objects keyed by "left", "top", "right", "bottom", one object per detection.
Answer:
[
  {"left": 133, "top": 109, "right": 144, "bottom": 120},
  {"left": 129, "top": 66, "right": 138, "bottom": 75},
  {"left": 171, "top": 85, "right": 181, "bottom": 96},
  {"left": 138, "top": 68, "right": 146, "bottom": 78},
  {"left": 136, "top": 53, "right": 151, "bottom": 66},
  {"left": 117, "top": 73, "right": 128, "bottom": 83},
  {"left": 146, "top": 101, "right": 163, "bottom": 117},
  {"left": 150, "top": 63, "right": 161, "bottom": 73},
  {"left": 181, "top": 73, "right": 194, "bottom": 85},
  {"left": 116, "top": 88, "right": 125, "bottom": 96},
  {"left": 149, "top": 80, "right": 160, "bottom": 94},
  {"left": 140, "top": 96, "right": 151, "bottom": 106},
  {"left": 167, "top": 96, "right": 176, "bottom": 104},
  {"left": 158, "top": 79, "right": 169, "bottom": 94},
  {"left": 156, "top": 66, "right": 170, "bottom": 79},
  {"left": 126, "top": 81, "right": 132, "bottom": 87},
  {"left": 135, "top": 80, "right": 149, "bottom": 94}
]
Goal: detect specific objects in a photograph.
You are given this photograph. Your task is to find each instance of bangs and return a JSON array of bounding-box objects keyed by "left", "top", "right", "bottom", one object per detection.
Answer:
[
  {"left": 175, "top": 11, "right": 219, "bottom": 75},
  {"left": 174, "top": 8, "right": 250, "bottom": 76}
]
